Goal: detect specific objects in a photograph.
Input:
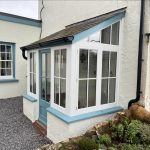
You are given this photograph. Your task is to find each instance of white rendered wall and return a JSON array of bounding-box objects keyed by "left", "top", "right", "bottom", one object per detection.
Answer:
[
  {"left": 23, "top": 98, "right": 38, "bottom": 122},
  {"left": 47, "top": 112, "right": 115, "bottom": 143},
  {"left": 0, "top": 20, "right": 40, "bottom": 98},
  {"left": 40, "top": 0, "right": 141, "bottom": 109}
]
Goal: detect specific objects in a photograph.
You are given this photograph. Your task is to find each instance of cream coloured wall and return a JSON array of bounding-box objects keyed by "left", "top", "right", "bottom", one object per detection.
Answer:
[
  {"left": 40, "top": 0, "right": 141, "bottom": 109},
  {"left": 0, "top": 20, "right": 40, "bottom": 98}
]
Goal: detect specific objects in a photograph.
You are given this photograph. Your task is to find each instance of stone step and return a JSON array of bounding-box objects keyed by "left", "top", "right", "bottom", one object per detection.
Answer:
[{"left": 33, "top": 120, "right": 47, "bottom": 136}]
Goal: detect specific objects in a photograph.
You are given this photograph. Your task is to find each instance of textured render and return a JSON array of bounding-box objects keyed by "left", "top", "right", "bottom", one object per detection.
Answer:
[
  {"left": 23, "top": 98, "right": 38, "bottom": 122},
  {"left": 0, "top": 97, "right": 52, "bottom": 150},
  {"left": 0, "top": 20, "right": 40, "bottom": 99},
  {"left": 40, "top": 0, "right": 141, "bottom": 109},
  {"left": 47, "top": 112, "right": 115, "bottom": 143},
  {"left": 140, "top": 0, "right": 150, "bottom": 110}
]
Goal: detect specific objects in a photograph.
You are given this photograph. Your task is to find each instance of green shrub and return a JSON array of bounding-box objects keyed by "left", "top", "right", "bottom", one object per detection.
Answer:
[
  {"left": 146, "top": 145, "right": 150, "bottom": 150},
  {"left": 139, "top": 123, "right": 150, "bottom": 144},
  {"left": 124, "top": 120, "right": 141, "bottom": 144},
  {"left": 77, "top": 137, "right": 99, "bottom": 150},
  {"left": 108, "top": 147, "right": 117, "bottom": 150},
  {"left": 99, "top": 134, "right": 111, "bottom": 146},
  {"left": 120, "top": 144, "right": 144, "bottom": 150}
]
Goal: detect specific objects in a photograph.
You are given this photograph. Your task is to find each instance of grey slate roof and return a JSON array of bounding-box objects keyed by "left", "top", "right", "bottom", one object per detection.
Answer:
[{"left": 21, "top": 7, "right": 126, "bottom": 50}]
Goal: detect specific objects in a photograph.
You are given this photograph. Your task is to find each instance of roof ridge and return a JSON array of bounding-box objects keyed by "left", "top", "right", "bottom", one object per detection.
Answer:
[{"left": 65, "top": 7, "right": 126, "bottom": 28}]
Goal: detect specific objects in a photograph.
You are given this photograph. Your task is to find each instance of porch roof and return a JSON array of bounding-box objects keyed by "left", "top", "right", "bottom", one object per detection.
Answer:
[{"left": 21, "top": 7, "right": 126, "bottom": 51}]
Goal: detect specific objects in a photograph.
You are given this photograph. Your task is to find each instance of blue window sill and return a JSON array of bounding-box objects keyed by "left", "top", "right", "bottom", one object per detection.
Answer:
[
  {"left": 23, "top": 94, "right": 37, "bottom": 103},
  {"left": 47, "top": 106, "right": 123, "bottom": 124},
  {"left": 0, "top": 79, "right": 19, "bottom": 83}
]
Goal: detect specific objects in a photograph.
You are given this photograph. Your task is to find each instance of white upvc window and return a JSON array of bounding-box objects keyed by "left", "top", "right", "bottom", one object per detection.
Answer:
[
  {"left": 29, "top": 52, "right": 36, "bottom": 94},
  {"left": 54, "top": 49, "right": 67, "bottom": 108},
  {"left": 0, "top": 44, "right": 14, "bottom": 79}
]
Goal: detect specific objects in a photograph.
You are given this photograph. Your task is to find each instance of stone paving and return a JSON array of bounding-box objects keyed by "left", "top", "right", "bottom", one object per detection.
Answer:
[{"left": 0, "top": 97, "right": 52, "bottom": 150}]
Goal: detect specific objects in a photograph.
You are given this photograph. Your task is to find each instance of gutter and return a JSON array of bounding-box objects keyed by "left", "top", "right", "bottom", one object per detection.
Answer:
[{"left": 128, "top": 0, "right": 145, "bottom": 108}]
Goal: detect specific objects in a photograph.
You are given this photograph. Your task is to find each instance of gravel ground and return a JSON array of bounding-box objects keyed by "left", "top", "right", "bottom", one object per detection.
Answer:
[{"left": 0, "top": 97, "right": 52, "bottom": 150}]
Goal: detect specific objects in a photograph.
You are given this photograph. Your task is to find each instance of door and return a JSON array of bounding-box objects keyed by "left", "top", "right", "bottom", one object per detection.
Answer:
[{"left": 39, "top": 51, "right": 51, "bottom": 125}]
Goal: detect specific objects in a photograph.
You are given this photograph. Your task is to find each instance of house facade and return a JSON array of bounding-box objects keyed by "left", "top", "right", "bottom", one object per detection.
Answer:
[{"left": 0, "top": 12, "right": 41, "bottom": 98}]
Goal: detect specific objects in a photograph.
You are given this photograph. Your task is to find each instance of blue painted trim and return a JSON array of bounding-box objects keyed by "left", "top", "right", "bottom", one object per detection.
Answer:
[
  {"left": 47, "top": 106, "right": 123, "bottom": 124},
  {"left": 23, "top": 94, "right": 37, "bottom": 102},
  {"left": 0, "top": 79, "right": 19, "bottom": 83},
  {"left": 39, "top": 116, "right": 47, "bottom": 125},
  {"left": 0, "top": 13, "right": 41, "bottom": 27},
  {"left": 73, "top": 12, "right": 125, "bottom": 43}
]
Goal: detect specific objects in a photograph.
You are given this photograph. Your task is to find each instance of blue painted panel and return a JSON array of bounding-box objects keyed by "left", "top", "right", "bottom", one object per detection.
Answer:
[
  {"left": 0, "top": 79, "right": 19, "bottom": 83},
  {"left": 0, "top": 13, "right": 41, "bottom": 27},
  {"left": 23, "top": 94, "right": 37, "bottom": 102},
  {"left": 47, "top": 106, "right": 123, "bottom": 124},
  {"left": 73, "top": 12, "right": 125, "bottom": 43}
]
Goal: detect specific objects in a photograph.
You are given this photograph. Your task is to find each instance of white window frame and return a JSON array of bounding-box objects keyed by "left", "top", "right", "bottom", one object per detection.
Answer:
[{"left": 0, "top": 44, "right": 14, "bottom": 79}]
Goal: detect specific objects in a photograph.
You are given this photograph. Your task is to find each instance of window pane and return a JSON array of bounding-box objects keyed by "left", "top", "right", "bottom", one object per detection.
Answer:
[
  {"left": 54, "top": 50, "right": 59, "bottom": 76},
  {"left": 78, "top": 80, "right": 87, "bottom": 109},
  {"left": 33, "top": 53, "right": 36, "bottom": 73},
  {"left": 30, "top": 53, "right": 33, "bottom": 72},
  {"left": 54, "top": 78, "right": 59, "bottom": 105},
  {"left": 101, "top": 79, "right": 108, "bottom": 104},
  {"left": 7, "top": 53, "right": 11, "bottom": 60},
  {"left": 6, "top": 45, "right": 11, "bottom": 52},
  {"left": 30, "top": 73, "right": 33, "bottom": 93},
  {"left": 1, "top": 61, "right": 5, "bottom": 68},
  {"left": 102, "top": 51, "right": 109, "bottom": 77},
  {"left": 46, "top": 53, "right": 51, "bottom": 78},
  {"left": 110, "top": 52, "right": 117, "bottom": 77},
  {"left": 33, "top": 74, "right": 36, "bottom": 94},
  {"left": 60, "top": 49, "right": 66, "bottom": 78},
  {"left": 89, "top": 50, "right": 97, "bottom": 78},
  {"left": 111, "top": 22, "right": 120, "bottom": 45},
  {"left": 101, "top": 26, "right": 111, "bottom": 44},
  {"left": 1, "top": 53, "right": 6, "bottom": 60},
  {"left": 79, "top": 50, "right": 88, "bottom": 78},
  {"left": 41, "top": 77, "right": 46, "bottom": 100},
  {"left": 0, "top": 45, "right": 5, "bottom": 52},
  {"left": 89, "top": 32, "right": 100, "bottom": 42},
  {"left": 42, "top": 53, "right": 46, "bottom": 77},
  {"left": 6, "top": 69, "right": 11, "bottom": 75},
  {"left": 6, "top": 61, "right": 11, "bottom": 68},
  {"left": 88, "top": 80, "right": 96, "bottom": 107},
  {"left": 46, "top": 78, "right": 50, "bottom": 102},
  {"left": 109, "top": 78, "right": 116, "bottom": 103},
  {"left": 1, "top": 69, "right": 6, "bottom": 76},
  {"left": 60, "top": 79, "right": 66, "bottom": 108}
]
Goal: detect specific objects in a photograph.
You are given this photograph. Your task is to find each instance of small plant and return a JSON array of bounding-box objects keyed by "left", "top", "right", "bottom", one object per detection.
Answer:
[
  {"left": 120, "top": 144, "right": 144, "bottom": 150},
  {"left": 99, "top": 134, "right": 111, "bottom": 146},
  {"left": 108, "top": 147, "right": 117, "bottom": 150},
  {"left": 124, "top": 120, "right": 141, "bottom": 144},
  {"left": 77, "top": 137, "right": 99, "bottom": 150},
  {"left": 139, "top": 123, "right": 150, "bottom": 144}
]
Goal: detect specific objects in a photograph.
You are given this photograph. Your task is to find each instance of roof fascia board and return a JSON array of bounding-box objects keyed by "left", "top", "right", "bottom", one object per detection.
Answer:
[
  {"left": 0, "top": 13, "right": 41, "bottom": 27},
  {"left": 73, "top": 12, "right": 125, "bottom": 43}
]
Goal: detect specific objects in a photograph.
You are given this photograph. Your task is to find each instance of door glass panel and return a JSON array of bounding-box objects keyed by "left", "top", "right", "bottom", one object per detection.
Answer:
[
  {"left": 78, "top": 80, "right": 87, "bottom": 109},
  {"left": 60, "top": 49, "right": 66, "bottom": 78},
  {"left": 109, "top": 78, "right": 116, "bottom": 103},
  {"left": 33, "top": 74, "right": 36, "bottom": 94},
  {"left": 41, "top": 77, "right": 46, "bottom": 100},
  {"left": 101, "top": 26, "right": 111, "bottom": 44},
  {"left": 102, "top": 51, "right": 109, "bottom": 77},
  {"left": 110, "top": 52, "right": 117, "bottom": 77},
  {"left": 111, "top": 22, "right": 120, "bottom": 45},
  {"left": 54, "top": 78, "right": 59, "bottom": 105},
  {"left": 89, "top": 50, "right": 97, "bottom": 78},
  {"left": 30, "top": 53, "right": 33, "bottom": 72},
  {"left": 88, "top": 80, "right": 96, "bottom": 107},
  {"left": 30, "top": 73, "right": 33, "bottom": 93},
  {"left": 46, "top": 53, "right": 51, "bottom": 78},
  {"left": 79, "top": 50, "right": 88, "bottom": 78},
  {"left": 60, "top": 79, "right": 66, "bottom": 108},
  {"left": 42, "top": 54, "right": 46, "bottom": 77},
  {"left": 54, "top": 50, "right": 59, "bottom": 76},
  {"left": 101, "top": 79, "right": 108, "bottom": 104},
  {"left": 46, "top": 78, "right": 50, "bottom": 102}
]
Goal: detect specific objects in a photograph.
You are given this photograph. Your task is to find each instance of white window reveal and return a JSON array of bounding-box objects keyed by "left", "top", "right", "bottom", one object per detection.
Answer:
[
  {"left": 101, "top": 51, "right": 117, "bottom": 104},
  {"left": 54, "top": 49, "right": 66, "bottom": 108},
  {"left": 41, "top": 52, "right": 51, "bottom": 102},
  {"left": 0, "top": 44, "right": 14, "bottom": 79},
  {"left": 29, "top": 52, "right": 36, "bottom": 94},
  {"left": 78, "top": 49, "right": 97, "bottom": 109}
]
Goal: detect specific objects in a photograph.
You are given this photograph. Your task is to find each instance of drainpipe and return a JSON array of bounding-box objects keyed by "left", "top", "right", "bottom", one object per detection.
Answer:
[{"left": 128, "top": 0, "right": 145, "bottom": 108}]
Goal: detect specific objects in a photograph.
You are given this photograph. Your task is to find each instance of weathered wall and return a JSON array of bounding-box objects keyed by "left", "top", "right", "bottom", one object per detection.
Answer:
[
  {"left": 40, "top": 0, "right": 141, "bottom": 109},
  {"left": 0, "top": 20, "right": 40, "bottom": 98}
]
